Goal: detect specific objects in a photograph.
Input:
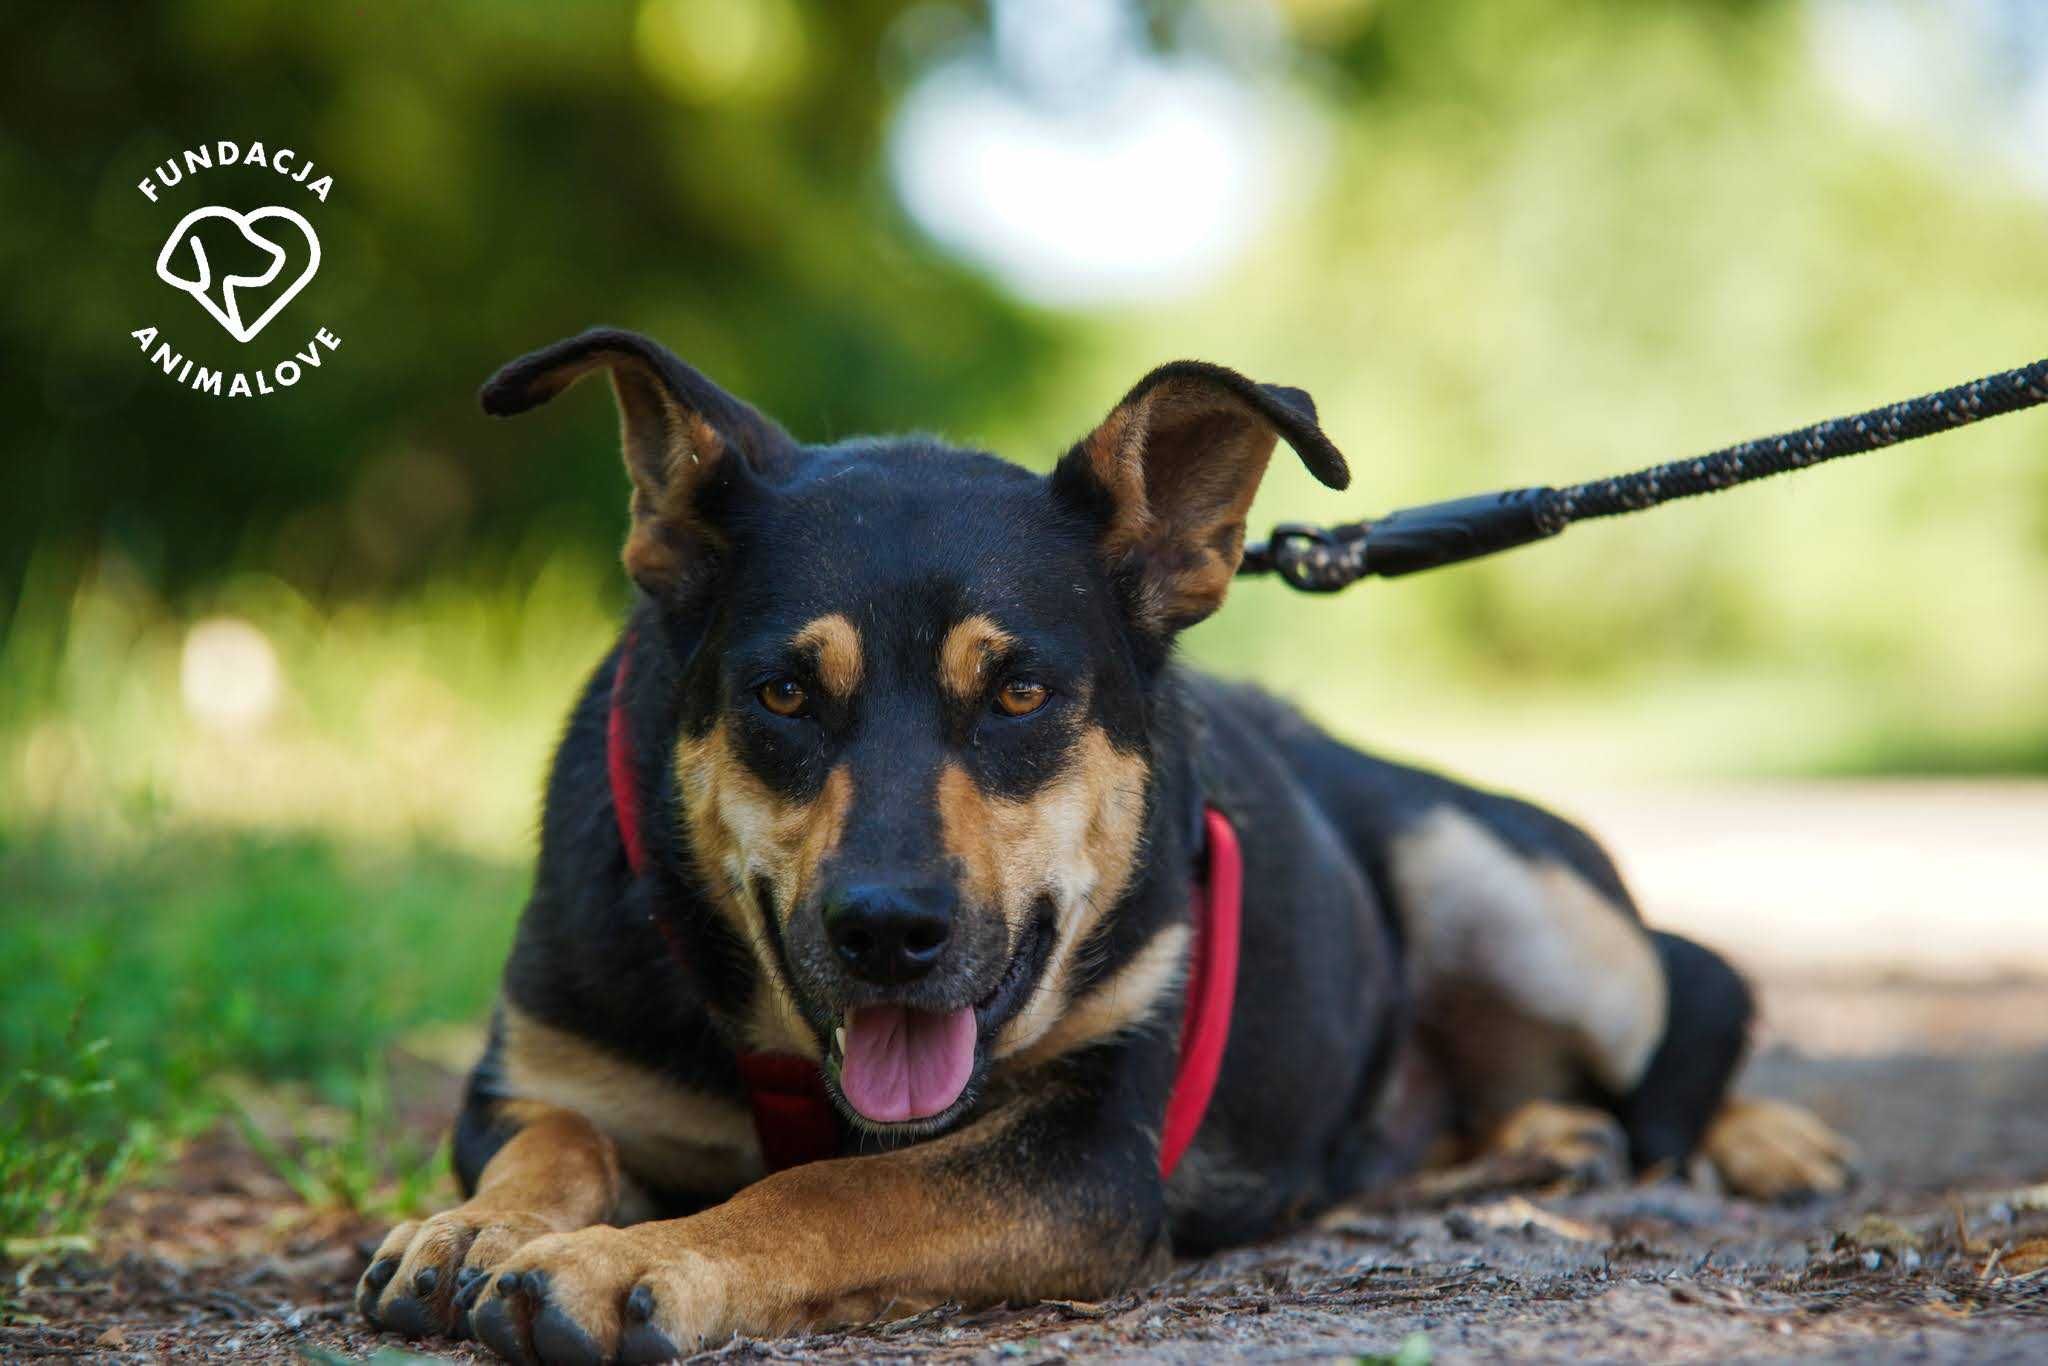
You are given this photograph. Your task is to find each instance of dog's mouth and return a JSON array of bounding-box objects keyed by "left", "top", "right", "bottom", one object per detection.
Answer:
[{"left": 820, "top": 907, "right": 1051, "bottom": 1131}]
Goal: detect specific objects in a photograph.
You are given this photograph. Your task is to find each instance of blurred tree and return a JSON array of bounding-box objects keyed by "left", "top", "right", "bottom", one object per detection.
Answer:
[
  {"left": 4, "top": 0, "right": 2045, "bottom": 767},
  {"left": 0, "top": 0, "right": 1059, "bottom": 602}
]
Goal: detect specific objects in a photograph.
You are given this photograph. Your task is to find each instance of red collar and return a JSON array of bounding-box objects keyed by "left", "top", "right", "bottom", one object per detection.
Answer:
[{"left": 608, "top": 643, "right": 1238, "bottom": 1178}]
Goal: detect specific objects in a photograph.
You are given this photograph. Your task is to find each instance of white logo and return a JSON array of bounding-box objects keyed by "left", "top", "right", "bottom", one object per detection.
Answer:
[
  {"left": 155, "top": 206, "right": 322, "bottom": 344},
  {"left": 128, "top": 139, "right": 341, "bottom": 399}
]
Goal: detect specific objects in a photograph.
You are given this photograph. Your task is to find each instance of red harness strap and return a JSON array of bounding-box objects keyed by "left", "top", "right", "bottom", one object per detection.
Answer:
[
  {"left": 1158, "top": 807, "right": 1241, "bottom": 1178},
  {"left": 607, "top": 648, "right": 1238, "bottom": 1177}
]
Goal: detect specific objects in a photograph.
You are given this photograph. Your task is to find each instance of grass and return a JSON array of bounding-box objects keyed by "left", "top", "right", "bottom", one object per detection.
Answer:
[
  {"left": 1, "top": 1026, "right": 160, "bottom": 1259},
  {"left": 0, "top": 826, "right": 519, "bottom": 1248},
  {"left": 0, "top": 828, "right": 520, "bottom": 1101},
  {"left": 228, "top": 1061, "right": 452, "bottom": 1219},
  {"left": 1360, "top": 1336, "right": 1433, "bottom": 1366}
]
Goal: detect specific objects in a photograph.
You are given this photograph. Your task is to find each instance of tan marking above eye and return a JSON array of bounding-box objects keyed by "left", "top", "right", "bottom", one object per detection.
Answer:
[
  {"left": 938, "top": 614, "right": 1016, "bottom": 701},
  {"left": 995, "top": 680, "right": 1049, "bottom": 716},
  {"left": 759, "top": 678, "right": 808, "bottom": 716},
  {"left": 792, "top": 613, "right": 863, "bottom": 697}
]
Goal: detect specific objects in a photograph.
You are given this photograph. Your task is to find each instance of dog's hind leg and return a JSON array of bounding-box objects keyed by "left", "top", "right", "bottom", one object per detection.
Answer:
[
  {"left": 1231, "top": 697, "right": 1854, "bottom": 1196},
  {"left": 1386, "top": 802, "right": 1669, "bottom": 1144},
  {"left": 1624, "top": 931, "right": 1855, "bottom": 1198},
  {"left": 1385, "top": 803, "right": 1852, "bottom": 1197},
  {"left": 1615, "top": 930, "right": 1754, "bottom": 1173}
]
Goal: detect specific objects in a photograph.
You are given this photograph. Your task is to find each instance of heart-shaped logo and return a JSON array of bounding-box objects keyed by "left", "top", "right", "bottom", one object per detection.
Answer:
[{"left": 156, "top": 205, "right": 322, "bottom": 344}]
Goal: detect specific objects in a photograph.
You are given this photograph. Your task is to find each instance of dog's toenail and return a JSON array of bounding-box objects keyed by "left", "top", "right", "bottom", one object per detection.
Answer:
[
  {"left": 532, "top": 1304, "right": 606, "bottom": 1366},
  {"left": 626, "top": 1284, "right": 655, "bottom": 1322},
  {"left": 496, "top": 1270, "right": 526, "bottom": 1297},
  {"left": 365, "top": 1257, "right": 399, "bottom": 1293},
  {"left": 413, "top": 1266, "right": 440, "bottom": 1298},
  {"left": 456, "top": 1269, "right": 489, "bottom": 1311}
]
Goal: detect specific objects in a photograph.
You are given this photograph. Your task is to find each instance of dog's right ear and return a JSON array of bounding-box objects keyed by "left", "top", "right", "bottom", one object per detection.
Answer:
[{"left": 481, "top": 328, "right": 795, "bottom": 600}]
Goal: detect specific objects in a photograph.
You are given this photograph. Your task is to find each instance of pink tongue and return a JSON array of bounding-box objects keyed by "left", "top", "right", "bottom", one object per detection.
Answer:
[{"left": 839, "top": 1005, "right": 976, "bottom": 1123}]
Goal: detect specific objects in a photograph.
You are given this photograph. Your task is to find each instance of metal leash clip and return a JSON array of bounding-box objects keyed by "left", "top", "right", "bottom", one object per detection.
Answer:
[{"left": 1257, "top": 523, "right": 1363, "bottom": 593}]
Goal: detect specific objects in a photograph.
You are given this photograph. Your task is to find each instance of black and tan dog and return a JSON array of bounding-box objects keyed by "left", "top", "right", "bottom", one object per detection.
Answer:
[{"left": 358, "top": 329, "right": 1853, "bottom": 1363}]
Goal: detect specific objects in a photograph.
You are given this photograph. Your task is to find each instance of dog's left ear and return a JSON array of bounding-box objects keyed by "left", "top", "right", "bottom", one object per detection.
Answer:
[{"left": 1052, "top": 361, "right": 1350, "bottom": 633}]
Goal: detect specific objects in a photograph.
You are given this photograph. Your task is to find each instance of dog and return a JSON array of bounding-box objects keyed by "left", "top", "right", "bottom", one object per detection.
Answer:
[{"left": 356, "top": 329, "right": 1854, "bottom": 1363}]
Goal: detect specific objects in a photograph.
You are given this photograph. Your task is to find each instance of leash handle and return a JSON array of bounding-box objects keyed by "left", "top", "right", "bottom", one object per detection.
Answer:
[{"left": 1243, "top": 356, "right": 2048, "bottom": 591}]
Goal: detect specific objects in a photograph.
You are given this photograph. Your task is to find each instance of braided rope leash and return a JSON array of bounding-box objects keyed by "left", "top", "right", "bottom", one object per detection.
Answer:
[{"left": 1241, "top": 357, "right": 2048, "bottom": 592}]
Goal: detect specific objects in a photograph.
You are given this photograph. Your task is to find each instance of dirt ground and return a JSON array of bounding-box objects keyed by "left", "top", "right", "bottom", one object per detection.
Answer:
[{"left": 7, "top": 978, "right": 2047, "bottom": 1365}]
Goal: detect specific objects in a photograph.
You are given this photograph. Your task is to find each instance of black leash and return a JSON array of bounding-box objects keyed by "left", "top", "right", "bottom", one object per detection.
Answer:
[{"left": 1240, "top": 357, "right": 2048, "bottom": 592}]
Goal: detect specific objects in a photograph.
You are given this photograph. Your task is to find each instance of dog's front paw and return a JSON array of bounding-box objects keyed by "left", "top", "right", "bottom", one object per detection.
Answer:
[
  {"left": 468, "top": 1225, "right": 733, "bottom": 1365},
  {"left": 1701, "top": 1096, "right": 1858, "bottom": 1200},
  {"left": 357, "top": 1204, "right": 562, "bottom": 1341}
]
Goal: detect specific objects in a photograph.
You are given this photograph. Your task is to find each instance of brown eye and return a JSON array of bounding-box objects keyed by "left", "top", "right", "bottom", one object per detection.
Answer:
[
  {"left": 758, "top": 677, "right": 809, "bottom": 717},
  {"left": 994, "top": 679, "right": 1049, "bottom": 717}
]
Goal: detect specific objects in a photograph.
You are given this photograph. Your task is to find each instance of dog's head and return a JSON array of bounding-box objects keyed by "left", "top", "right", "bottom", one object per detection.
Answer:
[{"left": 484, "top": 328, "right": 1347, "bottom": 1133}]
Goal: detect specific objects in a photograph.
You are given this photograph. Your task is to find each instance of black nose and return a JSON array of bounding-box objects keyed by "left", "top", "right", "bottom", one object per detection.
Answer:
[{"left": 824, "top": 885, "right": 953, "bottom": 984}]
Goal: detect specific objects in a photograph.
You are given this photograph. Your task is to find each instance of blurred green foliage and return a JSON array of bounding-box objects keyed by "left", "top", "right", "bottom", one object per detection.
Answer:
[
  {"left": 1, "top": 0, "right": 1055, "bottom": 598},
  {"left": 3, "top": 0, "right": 2042, "bottom": 764}
]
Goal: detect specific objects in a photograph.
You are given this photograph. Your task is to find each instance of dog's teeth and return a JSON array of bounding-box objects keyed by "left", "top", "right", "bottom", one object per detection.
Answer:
[{"left": 833, "top": 1026, "right": 846, "bottom": 1056}]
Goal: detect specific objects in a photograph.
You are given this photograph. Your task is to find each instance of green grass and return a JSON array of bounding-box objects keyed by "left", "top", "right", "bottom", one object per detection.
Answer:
[
  {"left": 229, "top": 1061, "right": 452, "bottom": 1219},
  {"left": 0, "top": 827, "right": 520, "bottom": 1100},
  {"left": 1357, "top": 1334, "right": 1433, "bottom": 1366},
  {"left": 0, "top": 826, "right": 520, "bottom": 1244},
  {"left": 1, "top": 1026, "right": 161, "bottom": 1259}
]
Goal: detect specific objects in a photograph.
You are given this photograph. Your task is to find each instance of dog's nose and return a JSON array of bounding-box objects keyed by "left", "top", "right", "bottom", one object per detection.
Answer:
[{"left": 824, "top": 885, "right": 953, "bottom": 984}]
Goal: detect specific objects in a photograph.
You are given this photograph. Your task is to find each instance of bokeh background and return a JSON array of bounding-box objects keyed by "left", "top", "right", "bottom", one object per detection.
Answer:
[{"left": 4, "top": 0, "right": 2046, "bottom": 1251}]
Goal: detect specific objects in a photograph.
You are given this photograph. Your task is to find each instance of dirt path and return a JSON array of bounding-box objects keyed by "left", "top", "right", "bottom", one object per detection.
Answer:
[{"left": 8, "top": 980, "right": 2047, "bottom": 1364}]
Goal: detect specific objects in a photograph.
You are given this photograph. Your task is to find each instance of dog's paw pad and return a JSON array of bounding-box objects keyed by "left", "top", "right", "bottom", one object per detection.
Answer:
[
  {"left": 378, "top": 1259, "right": 449, "bottom": 1338},
  {"left": 380, "top": 1292, "right": 441, "bottom": 1341},
  {"left": 356, "top": 1256, "right": 400, "bottom": 1324},
  {"left": 532, "top": 1299, "right": 609, "bottom": 1366},
  {"left": 1703, "top": 1097, "right": 1857, "bottom": 1201},
  {"left": 620, "top": 1284, "right": 681, "bottom": 1365},
  {"left": 471, "top": 1279, "right": 532, "bottom": 1364}
]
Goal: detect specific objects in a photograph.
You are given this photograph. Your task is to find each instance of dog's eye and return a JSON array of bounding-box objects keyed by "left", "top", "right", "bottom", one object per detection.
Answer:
[
  {"left": 758, "top": 677, "right": 810, "bottom": 718},
  {"left": 993, "top": 679, "right": 1049, "bottom": 717}
]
